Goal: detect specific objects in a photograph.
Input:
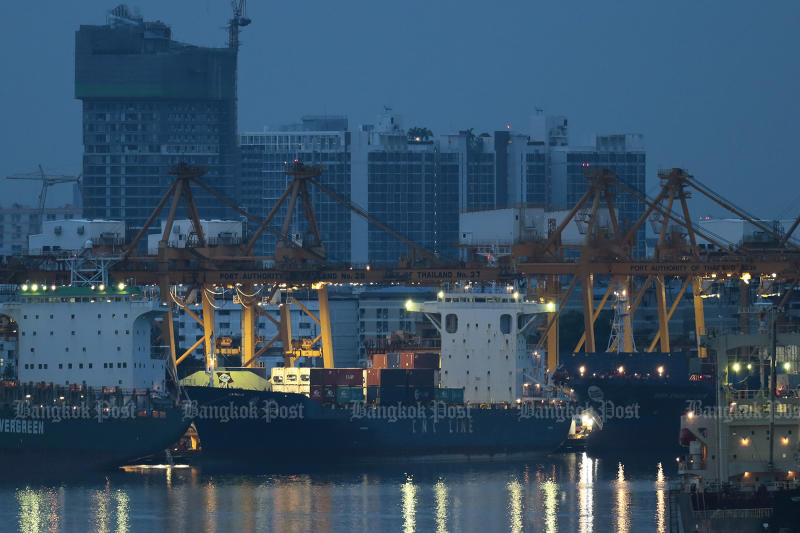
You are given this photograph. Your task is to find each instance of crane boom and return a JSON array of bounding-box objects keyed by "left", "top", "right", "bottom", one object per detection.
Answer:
[{"left": 6, "top": 164, "right": 81, "bottom": 232}]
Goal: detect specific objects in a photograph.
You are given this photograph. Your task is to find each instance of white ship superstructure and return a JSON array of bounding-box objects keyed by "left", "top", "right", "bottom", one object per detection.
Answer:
[
  {"left": 1, "top": 284, "right": 165, "bottom": 391},
  {"left": 412, "top": 288, "right": 553, "bottom": 404}
]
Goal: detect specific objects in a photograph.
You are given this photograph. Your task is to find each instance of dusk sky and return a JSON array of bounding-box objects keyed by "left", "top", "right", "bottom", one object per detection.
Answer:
[{"left": 1, "top": 1, "right": 798, "bottom": 220}]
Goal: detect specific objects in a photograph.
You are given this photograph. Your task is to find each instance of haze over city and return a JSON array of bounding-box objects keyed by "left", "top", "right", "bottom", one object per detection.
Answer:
[{"left": 1, "top": 0, "right": 798, "bottom": 218}]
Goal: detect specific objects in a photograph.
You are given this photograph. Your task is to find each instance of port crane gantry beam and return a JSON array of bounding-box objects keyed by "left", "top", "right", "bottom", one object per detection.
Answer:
[{"left": 6, "top": 163, "right": 800, "bottom": 377}]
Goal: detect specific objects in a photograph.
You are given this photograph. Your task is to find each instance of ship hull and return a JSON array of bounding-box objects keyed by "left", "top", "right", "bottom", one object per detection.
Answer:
[
  {"left": 0, "top": 404, "right": 191, "bottom": 473},
  {"left": 571, "top": 378, "right": 714, "bottom": 452},
  {"left": 186, "top": 387, "right": 572, "bottom": 462}
]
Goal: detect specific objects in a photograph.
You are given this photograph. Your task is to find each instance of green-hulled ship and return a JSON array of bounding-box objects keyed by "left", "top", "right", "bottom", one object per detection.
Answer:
[{"left": 0, "top": 282, "right": 191, "bottom": 472}]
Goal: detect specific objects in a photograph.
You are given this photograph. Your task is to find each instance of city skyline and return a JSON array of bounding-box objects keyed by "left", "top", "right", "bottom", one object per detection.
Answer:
[{"left": 1, "top": 1, "right": 798, "bottom": 221}]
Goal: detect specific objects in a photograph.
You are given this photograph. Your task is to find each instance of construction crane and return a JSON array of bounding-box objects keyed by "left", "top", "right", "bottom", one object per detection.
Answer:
[
  {"left": 6, "top": 164, "right": 81, "bottom": 233},
  {"left": 228, "top": 0, "right": 251, "bottom": 51}
]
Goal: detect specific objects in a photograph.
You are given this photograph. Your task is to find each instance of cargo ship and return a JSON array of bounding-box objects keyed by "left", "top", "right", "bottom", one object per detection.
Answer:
[
  {"left": 184, "top": 289, "right": 575, "bottom": 463},
  {"left": 0, "top": 280, "right": 192, "bottom": 472},
  {"left": 554, "top": 351, "right": 715, "bottom": 451}
]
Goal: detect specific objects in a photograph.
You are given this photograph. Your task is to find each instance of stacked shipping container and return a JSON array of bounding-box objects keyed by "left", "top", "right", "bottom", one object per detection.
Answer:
[{"left": 268, "top": 353, "right": 463, "bottom": 406}]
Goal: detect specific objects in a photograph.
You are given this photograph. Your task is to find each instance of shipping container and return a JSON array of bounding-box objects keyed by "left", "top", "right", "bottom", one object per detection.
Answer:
[
  {"left": 336, "top": 386, "right": 364, "bottom": 405},
  {"left": 270, "top": 367, "right": 285, "bottom": 384},
  {"left": 309, "top": 385, "right": 323, "bottom": 401},
  {"left": 406, "top": 368, "right": 437, "bottom": 388},
  {"left": 413, "top": 353, "right": 440, "bottom": 369},
  {"left": 323, "top": 385, "right": 336, "bottom": 401},
  {"left": 387, "top": 352, "right": 401, "bottom": 369},
  {"left": 371, "top": 354, "right": 388, "bottom": 370},
  {"left": 310, "top": 368, "right": 363, "bottom": 386},
  {"left": 400, "top": 352, "right": 415, "bottom": 368},
  {"left": 365, "top": 385, "right": 379, "bottom": 403},
  {"left": 298, "top": 367, "right": 311, "bottom": 385},
  {"left": 378, "top": 368, "right": 437, "bottom": 388},
  {"left": 379, "top": 369, "right": 408, "bottom": 387},
  {"left": 378, "top": 386, "right": 408, "bottom": 405},
  {"left": 284, "top": 368, "right": 300, "bottom": 385},
  {"left": 408, "top": 387, "right": 435, "bottom": 403},
  {"left": 365, "top": 369, "right": 381, "bottom": 387},
  {"left": 435, "top": 387, "right": 465, "bottom": 404}
]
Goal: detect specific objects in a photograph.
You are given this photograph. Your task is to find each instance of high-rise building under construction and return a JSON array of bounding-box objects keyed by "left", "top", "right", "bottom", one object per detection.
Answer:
[{"left": 75, "top": 5, "right": 240, "bottom": 234}]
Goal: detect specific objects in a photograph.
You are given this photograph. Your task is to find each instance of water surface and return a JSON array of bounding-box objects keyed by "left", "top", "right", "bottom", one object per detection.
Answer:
[{"left": 3, "top": 451, "right": 673, "bottom": 533}]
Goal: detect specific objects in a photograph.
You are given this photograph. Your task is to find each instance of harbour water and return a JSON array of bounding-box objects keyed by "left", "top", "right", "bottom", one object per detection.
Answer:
[{"left": 2, "top": 451, "right": 673, "bottom": 533}]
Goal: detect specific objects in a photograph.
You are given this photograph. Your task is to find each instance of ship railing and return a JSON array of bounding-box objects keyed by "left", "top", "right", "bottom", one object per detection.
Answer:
[
  {"left": 0, "top": 383, "right": 169, "bottom": 412},
  {"left": 726, "top": 389, "right": 800, "bottom": 406}
]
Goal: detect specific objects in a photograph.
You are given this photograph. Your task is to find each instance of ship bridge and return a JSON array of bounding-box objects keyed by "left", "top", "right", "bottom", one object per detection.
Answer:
[{"left": 407, "top": 287, "right": 555, "bottom": 404}]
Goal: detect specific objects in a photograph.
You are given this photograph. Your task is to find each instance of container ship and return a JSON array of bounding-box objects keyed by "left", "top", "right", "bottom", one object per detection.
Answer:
[
  {"left": 555, "top": 351, "right": 715, "bottom": 451},
  {"left": 184, "top": 289, "right": 575, "bottom": 463},
  {"left": 0, "top": 282, "right": 192, "bottom": 472}
]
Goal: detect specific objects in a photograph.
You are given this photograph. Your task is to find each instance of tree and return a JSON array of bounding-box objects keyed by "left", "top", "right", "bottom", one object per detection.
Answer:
[{"left": 407, "top": 127, "right": 433, "bottom": 142}]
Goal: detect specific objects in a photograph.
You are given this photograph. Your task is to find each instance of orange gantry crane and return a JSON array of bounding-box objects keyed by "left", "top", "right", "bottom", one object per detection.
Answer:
[{"left": 4, "top": 162, "right": 800, "bottom": 375}]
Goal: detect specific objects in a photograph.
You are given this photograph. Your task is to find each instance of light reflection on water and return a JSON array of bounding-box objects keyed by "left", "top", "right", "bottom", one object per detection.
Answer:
[
  {"left": 655, "top": 462, "right": 667, "bottom": 533},
  {"left": 578, "top": 452, "right": 594, "bottom": 533},
  {"left": 540, "top": 478, "right": 559, "bottom": 533},
  {"left": 5, "top": 452, "right": 675, "bottom": 533},
  {"left": 402, "top": 475, "right": 417, "bottom": 533},
  {"left": 507, "top": 478, "right": 523, "bottom": 533},
  {"left": 615, "top": 463, "right": 629, "bottom": 533},
  {"left": 434, "top": 479, "right": 448, "bottom": 533}
]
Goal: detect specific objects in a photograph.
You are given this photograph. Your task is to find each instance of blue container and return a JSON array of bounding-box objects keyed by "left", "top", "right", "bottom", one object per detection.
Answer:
[
  {"left": 335, "top": 387, "right": 364, "bottom": 405},
  {"left": 387, "top": 353, "right": 402, "bottom": 369}
]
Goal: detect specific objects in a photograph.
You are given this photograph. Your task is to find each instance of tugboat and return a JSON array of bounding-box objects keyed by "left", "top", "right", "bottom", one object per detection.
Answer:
[
  {"left": 0, "top": 269, "right": 191, "bottom": 472},
  {"left": 673, "top": 320, "right": 800, "bottom": 532}
]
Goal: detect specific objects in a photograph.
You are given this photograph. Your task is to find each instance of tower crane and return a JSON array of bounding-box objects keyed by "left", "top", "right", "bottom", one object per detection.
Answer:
[
  {"left": 228, "top": 0, "right": 251, "bottom": 51},
  {"left": 6, "top": 164, "right": 81, "bottom": 233}
]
